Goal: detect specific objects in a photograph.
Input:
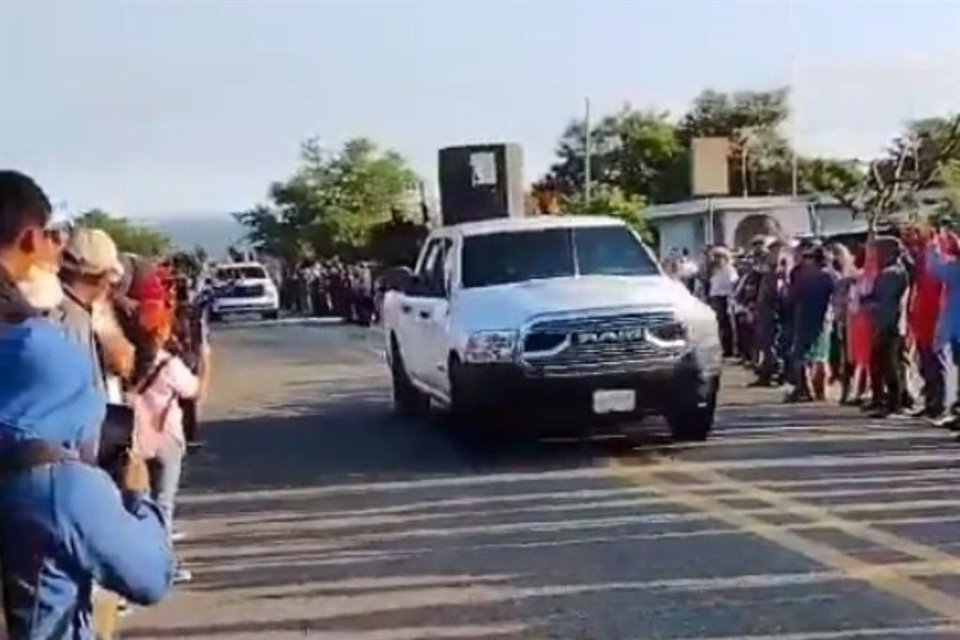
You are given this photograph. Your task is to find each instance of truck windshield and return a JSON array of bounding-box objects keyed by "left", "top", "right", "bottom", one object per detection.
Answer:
[
  {"left": 461, "top": 225, "right": 659, "bottom": 288},
  {"left": 216, "top": 266, "right": 267, "bottom": 280}
]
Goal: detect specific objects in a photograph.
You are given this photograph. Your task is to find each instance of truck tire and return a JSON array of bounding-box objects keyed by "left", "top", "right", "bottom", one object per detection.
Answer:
[
  {"left": 391, "top": 339, "right": 428, "bottom": 417},
  {"left": 447, "top": 356, "right": 479, "bottom": 421},
  {"left": 665, "top": 376, "right": 718, "bottom": 442},
  {"left": 262, "top": 310, "right": 280, "bottom": 321},
  {"left": 447, "top": 356, "right": 497, "bottom": 439}
]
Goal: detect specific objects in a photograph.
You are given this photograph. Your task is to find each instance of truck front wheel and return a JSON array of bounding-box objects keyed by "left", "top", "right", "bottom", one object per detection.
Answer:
[
  {"left": 665, "top": 376, "right": 718, "bottom": 442},
  {"left": 447, "top": 356, "right": 503, "bottom": 443},
  {"left": 391, "top": 340, "right": 428, "bottom": 417},
  {"left": 447, "top": 356, "right": 478, "bottom": 422}
]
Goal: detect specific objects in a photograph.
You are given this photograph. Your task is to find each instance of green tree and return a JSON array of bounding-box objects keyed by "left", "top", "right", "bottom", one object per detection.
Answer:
[
  {"left": 614, "top": 110, "right": 687, "bottom": 202},
  {"left": 542, "top": 88, "right": 797, "bottom": 207},
  {"left": 680, "top": 87, "right": 793, "bottom": 196},
  {"left": 76, "top": 209, "right": 171, "bottom": 256},
  {"left": 679, "top": 88, "right": 790, "bottom": 139},
  {"left": 908, "top": 116, "right": 960, "bottom": 181},
  {"left": 804, "top": 114, "right": 960, "bottom": 233},
  {"left": 236, "top": 137, "right": 419, "bottom": 263},
  {"left": 547, "top": 115, "right": 615, "bottom": 195},
  {"left": 547, "top": 107, "right": 686, "bottom": 203},
  {"left": 799, "top": 157, "right": 865, "bottom": 200},
  {"left": 366, "top": 214, "right": 429, "bottom": 268},
  {"left": 939, "top": 159, "right": 960, "bottom": 219},
  {"left": 563, "top": 185, "right": 652, "bottom": 243}
]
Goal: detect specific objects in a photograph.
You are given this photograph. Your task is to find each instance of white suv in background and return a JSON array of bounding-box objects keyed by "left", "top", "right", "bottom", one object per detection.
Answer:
[
  {"left": 381, "top": 216, "right": 722, "bottom": 442},
  {"left": 210, "top": 262, "right": 280, "bottom": 321}
]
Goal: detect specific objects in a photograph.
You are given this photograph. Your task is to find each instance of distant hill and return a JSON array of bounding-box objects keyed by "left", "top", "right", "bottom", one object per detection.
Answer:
[{"left": 135, "top": 214, "right": 251, "bottom": 258}]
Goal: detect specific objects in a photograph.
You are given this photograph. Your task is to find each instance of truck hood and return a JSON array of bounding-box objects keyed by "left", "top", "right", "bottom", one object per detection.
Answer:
[{"left": 452, "top": 275, "right": 705, "bottom": 330}]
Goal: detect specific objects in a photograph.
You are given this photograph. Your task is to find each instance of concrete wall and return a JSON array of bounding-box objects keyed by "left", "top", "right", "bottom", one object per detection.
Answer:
[
  {"left": 656, "top": 215, "right": 705, "bottom": 257},
  {"left": 650, "top": 191, "right": 950, "bottom": 257},
  {"left": 816, "top": 205, "right": 868, "bottom": 237},
  {"left": 720, "top": 204, "right": 812, "bottom": 247},
  {"left": 652, "top": 204, "right": 813, "bottom": 256}
]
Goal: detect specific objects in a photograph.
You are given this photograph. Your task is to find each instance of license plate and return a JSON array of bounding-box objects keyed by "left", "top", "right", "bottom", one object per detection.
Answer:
[{"left": 592, "top": 389, "right": 636, "bottom": 414}]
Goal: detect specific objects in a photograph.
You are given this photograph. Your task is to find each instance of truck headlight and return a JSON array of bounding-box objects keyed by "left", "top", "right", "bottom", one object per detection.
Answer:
[
  {"left": 683, "top": 315, "right": 722, "bottom": 369},
  {"left": 464, "top": 330, "right": 518, "bottom": 364},
  {"left": 684, "top": 315, "right": 719, "bottom": 346},
  {"left": 646, "top": 321, "right": 687, "bottom": 347}
]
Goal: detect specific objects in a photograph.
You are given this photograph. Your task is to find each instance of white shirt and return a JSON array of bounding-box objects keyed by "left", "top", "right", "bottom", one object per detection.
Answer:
[{"left": 709, "top": 265, "right": 738, "bottom": 298}]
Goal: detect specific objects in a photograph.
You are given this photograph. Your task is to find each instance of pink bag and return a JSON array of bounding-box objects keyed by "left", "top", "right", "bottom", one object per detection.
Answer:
[{"left": 131, "top": 359, "right": 175, "bottom": 459}]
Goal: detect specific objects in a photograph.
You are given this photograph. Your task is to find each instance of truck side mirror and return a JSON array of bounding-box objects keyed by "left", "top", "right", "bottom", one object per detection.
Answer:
[
  {"left": 406, "top": 274, "right": 447, "bottom": 298},
  {"left": 381, "top": 266, "right": 414, "bottom": 293}
]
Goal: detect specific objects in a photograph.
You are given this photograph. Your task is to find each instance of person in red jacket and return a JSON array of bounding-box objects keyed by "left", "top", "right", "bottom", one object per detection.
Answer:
[{"left": 904, "top": 225, "right": 949, "bottom": 422}]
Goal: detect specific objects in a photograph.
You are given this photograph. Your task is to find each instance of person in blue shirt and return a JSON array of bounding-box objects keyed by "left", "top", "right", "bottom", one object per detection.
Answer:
[
  {"left": 863, "top": 237, "right": 912, "bottom": 417},
  {"left": 925, "top": 229, "right": 960, "bottom": 433},
  {"left": 0, "top": 170, "right": 174, "bottom": 639}
]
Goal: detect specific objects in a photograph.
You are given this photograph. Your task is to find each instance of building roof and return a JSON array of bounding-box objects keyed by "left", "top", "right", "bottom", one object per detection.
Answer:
[
  {"left": 648, "top": 188, "right": 948, "bottom": 220},
  {"left": 647, "top": 196, "right": 811, "bottom": 219}
]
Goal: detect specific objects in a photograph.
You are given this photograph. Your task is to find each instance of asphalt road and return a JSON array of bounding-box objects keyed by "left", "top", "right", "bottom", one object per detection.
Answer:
[{"left": 126, "top": 320, "right": 960, "bottom": 640}]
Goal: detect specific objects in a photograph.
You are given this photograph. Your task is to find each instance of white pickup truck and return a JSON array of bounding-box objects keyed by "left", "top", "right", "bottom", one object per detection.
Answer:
[
  {"left": 209, "top": 262, "right": 280, "bottom": 321},
  {"left": 381, "top": 215, "right": 722, "bottom": 441}
]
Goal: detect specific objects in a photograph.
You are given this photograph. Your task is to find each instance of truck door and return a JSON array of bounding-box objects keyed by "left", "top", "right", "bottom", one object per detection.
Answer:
[
  {"left": 402, "top": 238, "right": 447, "bottom": 387},
  {"left": 418, "top": 237, "right": 454, "bottom": 391}
]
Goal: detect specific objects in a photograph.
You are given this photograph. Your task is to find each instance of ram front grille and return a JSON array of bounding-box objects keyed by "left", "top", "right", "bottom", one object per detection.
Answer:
[
  {"left": 231, "top": 284, "right": 266, "bottom": 298},
  {"left": 520, "top": 311, "right": 685, "bottom": 377}
]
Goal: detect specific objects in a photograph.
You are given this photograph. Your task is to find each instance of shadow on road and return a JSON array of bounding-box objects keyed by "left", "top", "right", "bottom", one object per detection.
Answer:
[
  {"left": 180, "top": 383, "right": 680, "bottom": 518},
  {"left": 178, "top": 368, "right": 813, "bottom": 517},
  {"left": 190, "top": 368, "right": 884, "bottom": 483}
]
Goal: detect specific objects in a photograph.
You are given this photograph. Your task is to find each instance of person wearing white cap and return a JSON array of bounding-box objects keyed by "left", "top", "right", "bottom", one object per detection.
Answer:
[{"left": 55, "top": 227, "right": 135, "bottom": 397}]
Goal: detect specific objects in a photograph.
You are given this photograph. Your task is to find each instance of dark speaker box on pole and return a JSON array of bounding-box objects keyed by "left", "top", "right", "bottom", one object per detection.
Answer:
[{"left": 438, "top": 143, "right": 524, "bottom": 226}]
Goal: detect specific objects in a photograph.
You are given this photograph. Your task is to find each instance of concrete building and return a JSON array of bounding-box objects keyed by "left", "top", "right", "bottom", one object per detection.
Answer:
[
  {"left": 648, "top": 190, "right": 947, "bottom": 257},
  {"left": 649, "top": 196, "right": 812, "bottom": 257}
]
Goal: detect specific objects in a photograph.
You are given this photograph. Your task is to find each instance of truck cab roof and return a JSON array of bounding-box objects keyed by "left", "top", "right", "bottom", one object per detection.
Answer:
[{"left": 444, "top": 215, "right": 626, "bottom": 238}]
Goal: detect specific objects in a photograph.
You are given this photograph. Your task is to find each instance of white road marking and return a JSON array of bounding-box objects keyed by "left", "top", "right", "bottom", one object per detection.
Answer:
[
  {"left": 664, "top": 623, "right": 960, "bottom": 640},
  {"left": 185, "top": 468, "right": 960, "bottom": 525},
  {"left": 181, "top": 449, "right": 960, "bottom": 505}
]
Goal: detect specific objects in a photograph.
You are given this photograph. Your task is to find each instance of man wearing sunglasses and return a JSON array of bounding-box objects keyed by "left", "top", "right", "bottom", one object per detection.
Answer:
[{"left": 0, "top": 170, "right": 174, "bottom": 639}]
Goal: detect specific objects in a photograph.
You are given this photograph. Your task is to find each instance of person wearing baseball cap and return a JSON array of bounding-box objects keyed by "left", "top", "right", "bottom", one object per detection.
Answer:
[
  {"left": 64, "top": 227, "right": 125, "bottom": 281},
  {"left": 56, "top": 228, "right": 134, "bottom": 396}
]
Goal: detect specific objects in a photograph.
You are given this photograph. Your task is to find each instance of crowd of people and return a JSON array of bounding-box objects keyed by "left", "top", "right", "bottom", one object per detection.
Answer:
[
  {"left": 280, "top": 260, "right": 378, "bottom": 325},
  {"left": 666, "top": 227, "right": 960, "bottom": 435},
  {"left": 0, "top": 170, "right": 210, "bottom": 638}
]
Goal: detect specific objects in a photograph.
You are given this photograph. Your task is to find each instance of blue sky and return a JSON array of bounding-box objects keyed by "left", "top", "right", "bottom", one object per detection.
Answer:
[{"left": 1, "top": 0, "right": 958, "bottom": 219}]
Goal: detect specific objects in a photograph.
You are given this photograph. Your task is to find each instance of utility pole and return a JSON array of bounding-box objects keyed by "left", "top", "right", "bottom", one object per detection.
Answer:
[
  {"left": 741, "top": 131, "right": 750, "bottom": 197},
  {"left": 584, "top": 97, "right": 592, "bottom": 203},
  {"left": 417, "top": 180, "right": 430, "bottom": 226}
]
